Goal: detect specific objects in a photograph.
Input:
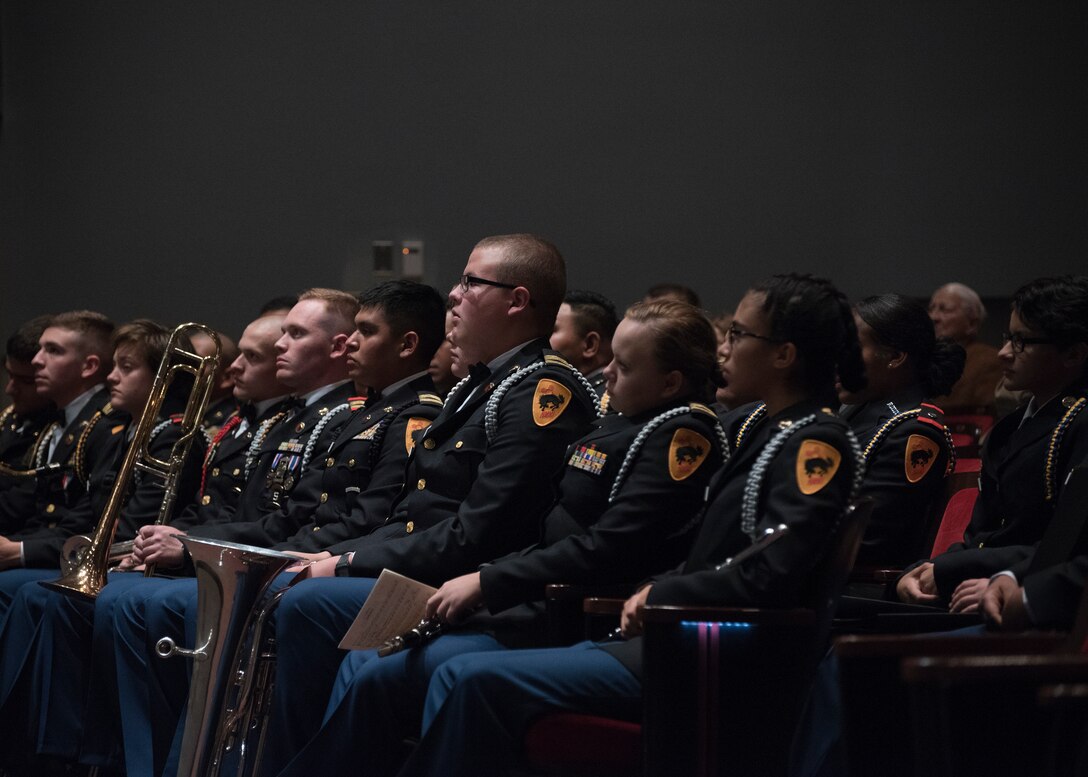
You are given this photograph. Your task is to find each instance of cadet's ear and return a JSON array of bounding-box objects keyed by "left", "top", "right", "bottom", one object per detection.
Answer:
[
  {"left": 80, "top": 353, "right": 102, "bottom": 381},
  {"left": 508, "top": 286, "right": 532, "bottom": 316},
  {"left": 400, "top": 331, "right": 420, "bottom": 359},
  {"left": 582, "top": 331, "right": 601, "bottom": 361},
  {"left": 329, "top": 333, "right": 351, "bottom": 358},
  {"left": 887, "top": 349, "right": 908, "bottom": 370}
]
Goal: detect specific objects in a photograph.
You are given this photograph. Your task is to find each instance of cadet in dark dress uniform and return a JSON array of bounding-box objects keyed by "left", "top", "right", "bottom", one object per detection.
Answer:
[
  {"left": 396, "top": 273, "right": 867, "bottom": 777},
  {"left": 274, "top": 300, "right": 726, "bottom": 777},
  {"left": 257, "top": 235, "right": 599, "bottom": 777},
  {"left": 0, "top": 319, "right": 208, "bottom": 768},
  {"left": 898, "top": 276, "right": 1088, "bottom": 611},
  {"left": 0, "top": 311, "right": 117, "bottom": 587},
  {"left": 0, "top": 315, "right": 56, "bottom": 490},
  {"left": 105, "top": 290, "right": 360, "bottom": 777},
  {"left": 837, "top": 294, "right": 964, "bottom": 566},
  {"left": 549, "top": 290, "right": 618, "bottom": 405}
]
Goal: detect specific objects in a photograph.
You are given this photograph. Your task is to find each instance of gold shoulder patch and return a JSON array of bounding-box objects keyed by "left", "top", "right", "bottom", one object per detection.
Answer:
[
  {"left": 905, "top": 434, "right": 940, "bottom": 483},
  {"left": 101, "top": 403, "right": 113, "bottom": 415},
  {"left": 669, "top": 429, "right": 711, "bottom": 481},
  {"left": 348, "top": 396, "right": 367, "bottom": 411},
  {"left": 599, "top": 391, "right": 611, "bottom": 414},
  {"left": 111, "top": 424, "right": 126, "bottom": 435},
  {"left": 532, "top": 379, "right": 572, "bottom": 427},
  {"left": 417, "top": 392, "right": 444, "bottom": 406},
  {"left": 688, "top": 402, "right": 717, "bottom": 418},
  {"left": 405, "top": 417, "right": 432, "bottom": 453},
  {"left": 795, "top": 439, "right": 842, "bottom": 495}
]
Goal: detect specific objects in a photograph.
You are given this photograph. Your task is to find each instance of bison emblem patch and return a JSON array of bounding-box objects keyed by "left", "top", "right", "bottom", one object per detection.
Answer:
[
  {"left": 795, "top": 439, "right": 842, "bottom": 495},
  {"left": 532, "top": 380, "right": 573, "bottom": 427},
  {"left": 904, "top": 434, "right": 940, "bottom": 483},
  {"left": 668, "top": 429, "right": 711, "bottom": 481}
]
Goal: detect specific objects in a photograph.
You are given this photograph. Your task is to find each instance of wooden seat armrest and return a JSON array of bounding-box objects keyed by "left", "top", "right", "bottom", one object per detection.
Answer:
[
  {"left": 641, "top": 604, "right": 815, "bottom": 627},
  {"left": 545, "top": 583, "right": 637, "bottom": 601},
  {"left": 835, "top": 632, "right": 1066, "bottom": 659},
  {"left": 849, "top": 566, "right": 903, "bottom": 584},
  {"left": 902, "top": 653, "right": 1088, "bottom": 685},
  {"left": 583, "top": 597, "right": 625, "bottom": 615}
]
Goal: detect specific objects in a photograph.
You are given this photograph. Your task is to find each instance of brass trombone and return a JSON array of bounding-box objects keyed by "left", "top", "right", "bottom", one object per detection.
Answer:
[{"left": 42, "top": 323, "right": 221, "bottom": 600}]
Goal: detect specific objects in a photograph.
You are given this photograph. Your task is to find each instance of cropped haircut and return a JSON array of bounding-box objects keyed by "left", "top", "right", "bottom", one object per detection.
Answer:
[
  {"left": 358, "top": 281, "right": 447, "bottom": 364},
  {"left": 856, "top": 294, "right": 965, "bottom": 398},
  {"left": 477, "top": 234, "right": 567, "bottom": 330},
  {"left": 565, "top": 290, "right": 619, "bottom": 340},
  {"left": 298, "top": 288, "right": 361, "bottom": 334},
  {"left": 939, "top": 282, "right": 986, "bottom": 324},
  {"left": 259, "top": 295, "right": 299, "bottom": 317},
  {"left": 112, "top": 319, "right": 177, "bottom": 371},
  {"left": 1012, "top": 276, "right": 1088, "bottom": 349},
  {"left": 50, "top": 310, "right": 116, "bottom": 373},
  {"left": 751, "top": 273, "right": 866, "bottom": 398},
  {"left": 5, "top": 314, "right": 54, "bottom": 364},
  {"left": 624, "top": 300, "right": 720, "bottom": 404}
]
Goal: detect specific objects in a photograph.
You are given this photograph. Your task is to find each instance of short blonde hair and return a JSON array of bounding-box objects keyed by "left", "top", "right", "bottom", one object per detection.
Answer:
[{"left": 298, "top": 288, "right": 360, "bottom": 334}]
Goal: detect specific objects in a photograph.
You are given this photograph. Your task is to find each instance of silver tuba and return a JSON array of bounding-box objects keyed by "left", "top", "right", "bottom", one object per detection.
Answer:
[{"left": 155, "top": 536, "right": 301, "bottom": 777}]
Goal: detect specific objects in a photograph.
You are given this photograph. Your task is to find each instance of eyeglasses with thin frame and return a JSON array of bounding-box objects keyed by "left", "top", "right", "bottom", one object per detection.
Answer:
[
  {"left": 726, "top": 322, "right": 778, "bottom": 346},
  {"left": 1002, "top": 331, "right": 1056, "bottom": 354},
  {"left": 459, "top": 274, "right": 518, "bottom": 293}
]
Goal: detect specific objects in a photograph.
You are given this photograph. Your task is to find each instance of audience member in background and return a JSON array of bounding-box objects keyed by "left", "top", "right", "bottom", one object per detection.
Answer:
[
  {"left": 427, "top": 303, "right": 457, "bottom": 398},
  {"left": 643, "top": 282, "right": 701, "bottom": 308},
  {"left": 928, "top": 282, "right": 1002, "bottom": 410}
]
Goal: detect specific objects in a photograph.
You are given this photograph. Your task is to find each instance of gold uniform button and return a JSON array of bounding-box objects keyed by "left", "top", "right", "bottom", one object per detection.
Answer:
[
  {"left": 48, "top": 521, "right": 57, "bottom": 529},
  {"left": 348, "top": 458, "right": 356, "bottom": 467},
  {"left": 319, "top": 407, "right": 329, "bottom": 416},
  {"left": 320, "top": 492, "right": 329, "bottom": 503},
  {"left": 416, "top": 478, "right": 426, "bottom": 490},
  {"left": 201, "top": 495, "right": 212, "bottom": 505},
  {"left": 406, "top": 521, "right": 415, "bottom": 533},
  {"left": 65, "top": 433, "right": 74, "bottom": 444},
  {"left": 295, "top": 422, "right": 306, "bottom": 432},
  {"left": 455, "top": 441, "right": 463, "bottom": 449},
  {"left": 326, "top": 457, "right": 335, "bottom": 468},
  {"left": 423, "top": 439, "right": 436, "bottom": 450},
  {"left": 232, "top": 468, "right": 241, "bottom": 476},
  {"left": 211, "top": 467, "right": 220, "bottom": 476},
  {"left": 45, "top": 503, "right": 55, "bottom": 514},
  {"left": 312, "top": 526, "right": 320, "bottom": 532}
]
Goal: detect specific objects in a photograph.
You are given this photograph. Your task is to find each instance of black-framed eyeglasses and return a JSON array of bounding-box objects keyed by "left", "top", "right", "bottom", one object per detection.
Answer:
[
  {"left": 1002, "top": 331, "right": 1056, "bottom": 353},
  {"left": 459, "top": 274, "right": 518, "bottom": 293},
  {"left": 726, "top": 323, "right": 778, "bottom": 346}
]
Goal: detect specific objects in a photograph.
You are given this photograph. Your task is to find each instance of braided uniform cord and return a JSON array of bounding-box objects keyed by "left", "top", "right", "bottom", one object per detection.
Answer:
[
  {"left": 861, "top": 408, "right": 957, "bottom": 478},
  {"left": 483, "top": 359, "right": 601, "bottom": 445},
  {"left": 734, "top": 404, "right": 767, "bottom": 451},
  {"left": 1045, "top": 397, "right": 1087, "bottom": 502},
  {"left": 72, "top": 408, "right": 109, "bottom": 487},
  {"left": 608, "top": 405, "right": 728, "bottom": 503},
  {"left": 301, "top": 403, "right": 351, "bottom": 470},
  {"left": 364, "top": 398, "right": 436, "bottom": 470},
  {"left": 244, "top": 410, "right": 288, "bottom": 479},
  {"left": 199, "top": 413, "right": 242, "bottom": 497},
  {"left": 31, "top": 420, "right": 60, "bottom": 469}
]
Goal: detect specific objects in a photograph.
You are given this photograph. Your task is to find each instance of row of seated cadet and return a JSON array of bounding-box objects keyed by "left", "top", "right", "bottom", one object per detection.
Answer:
[{"left": 0, "top": 240, "right": 1085, "bottom": 777}]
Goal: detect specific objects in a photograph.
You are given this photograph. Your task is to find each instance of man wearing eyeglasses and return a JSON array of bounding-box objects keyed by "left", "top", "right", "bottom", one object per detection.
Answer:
[
  {"left": 254, "top": 234, "right": 599, "bottom": 776},
  {"left": 897, "top": 275, "right": 1088, "bottom": 611}
]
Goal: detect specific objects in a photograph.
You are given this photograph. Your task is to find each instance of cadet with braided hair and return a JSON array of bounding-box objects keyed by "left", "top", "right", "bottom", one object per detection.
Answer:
[
  {"left": 396, "top": 273, "right": 866, "bottom": 777},
  {"left": 839, "top": 294, "right": 964, "bottom": 565}
]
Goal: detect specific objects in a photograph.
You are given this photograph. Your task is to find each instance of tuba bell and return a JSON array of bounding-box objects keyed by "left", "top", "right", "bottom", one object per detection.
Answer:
[
  {"left": 156, "top": 536, "right": 302, "bottom": 777},
  {"left": 41, "top": 323, "right": 221, "bottom": 599}
]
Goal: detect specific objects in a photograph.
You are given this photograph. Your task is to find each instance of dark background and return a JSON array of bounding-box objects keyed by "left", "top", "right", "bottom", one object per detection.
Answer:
[{"left": 2, "top": 1, "right": 1086, "bottom": 349}]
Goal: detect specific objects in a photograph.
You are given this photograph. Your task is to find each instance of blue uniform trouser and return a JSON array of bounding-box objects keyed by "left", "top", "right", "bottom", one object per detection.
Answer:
[
  {"left": 396, "top": 642, "right": 642, "bottom": 777},
  {"left": 257, "top": 576, "right": 377, "bottom": 777},
  {"left": 276, "top": 631, "right": 504, "bottom": 777},
  {"left": 113, "top": 577, "right": 198, "bottom": 777},
  {"left": 0, "top": 568, "right": 62, "bottom": 756},
  {"left": 27, "top": 571, "right": 146, "bottom": 762}
]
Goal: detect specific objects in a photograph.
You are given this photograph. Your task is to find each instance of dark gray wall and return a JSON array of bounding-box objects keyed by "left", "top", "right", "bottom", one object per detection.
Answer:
[{"left": 2, "top": 1, "right": 1085, "bottom": 344}]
